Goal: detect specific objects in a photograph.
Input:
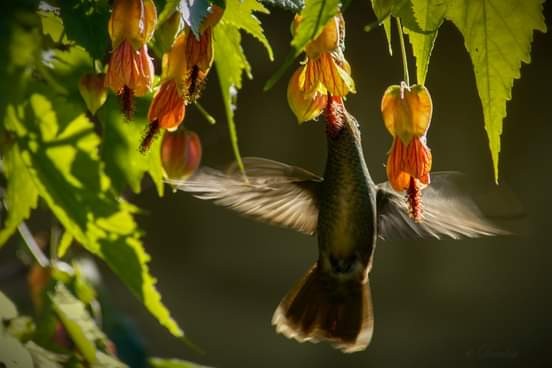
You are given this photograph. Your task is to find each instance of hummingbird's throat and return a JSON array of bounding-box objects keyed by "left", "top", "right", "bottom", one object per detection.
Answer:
[{"left": 324, "top": 95, "right": 345, "bottom": 138}]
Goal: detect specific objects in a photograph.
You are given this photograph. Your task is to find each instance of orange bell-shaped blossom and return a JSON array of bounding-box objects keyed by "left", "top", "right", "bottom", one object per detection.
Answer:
[
  {"left": 105, "top": 0, "right": 157, "bottom": 119},
  {"left": 140, "top": 15, "right": 221, "bottom": 153},
  {"left": 288, "top": 13, "right": 355, "bottom": 123},
  {"left": 382, "top": 83, "right": 433, "bottom": 221}
]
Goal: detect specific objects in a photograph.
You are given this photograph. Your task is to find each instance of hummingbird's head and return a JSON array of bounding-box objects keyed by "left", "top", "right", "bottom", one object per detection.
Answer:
[{"left": 324, "top": 96, "right": 361, "bottom": 143}]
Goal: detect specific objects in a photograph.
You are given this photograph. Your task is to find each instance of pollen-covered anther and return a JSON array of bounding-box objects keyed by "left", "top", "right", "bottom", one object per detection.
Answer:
[
  {"left": 406, "top": 176, "right": 423, "bottom": 223},
  {"left": 139, "top": 119, "right": 161, "bottom": 154}
]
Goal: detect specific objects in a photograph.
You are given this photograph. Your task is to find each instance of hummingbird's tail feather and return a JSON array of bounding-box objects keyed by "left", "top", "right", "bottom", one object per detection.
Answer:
[{"left": 272, "top": 264, "right": 373, "bottom": 353}]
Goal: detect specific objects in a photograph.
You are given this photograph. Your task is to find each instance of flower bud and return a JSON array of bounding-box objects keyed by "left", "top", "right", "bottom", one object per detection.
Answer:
[
  {"left": 161, "top": 129, "right": 202, "bottom": 181},
  {"left": 79, "top": 73, "right": 107, "bottom": 115}
]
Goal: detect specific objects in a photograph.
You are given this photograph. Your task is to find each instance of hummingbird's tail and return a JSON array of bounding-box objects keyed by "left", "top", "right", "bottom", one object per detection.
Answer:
[{"left": 272, "top": 264, "right": 373, "bottom": 353}]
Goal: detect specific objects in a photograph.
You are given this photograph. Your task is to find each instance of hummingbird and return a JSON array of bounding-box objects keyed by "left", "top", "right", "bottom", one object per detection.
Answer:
[{"left": 168, "top": 99, "right": 507, "bottom": 352}]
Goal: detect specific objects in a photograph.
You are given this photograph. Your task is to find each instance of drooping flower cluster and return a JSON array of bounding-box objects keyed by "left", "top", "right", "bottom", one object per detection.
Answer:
[
  {"left": 140, "top": 6, "right": 223, "bottom": 153},
  {"left": 105, "top": 0, "right": 157, "bottom": 119},
  {"left": 287, "top": 13, "right": 356, "bottom": 123},
  {"left": 381, "top": 82, "right": 433, "bottom": 221}
]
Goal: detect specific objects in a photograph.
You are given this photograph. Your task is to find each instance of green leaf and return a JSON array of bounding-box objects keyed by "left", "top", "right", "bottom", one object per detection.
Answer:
[
  {"left": 92, "top": 351, "right": 127, "bottom": 368},
  {"left": 50, "top": 283, "right": 106, "bottom": 363},
  {"left": 214, "top": 22, "right": 251, "bottom": 173},
  {"left": 0, "top": 291, "right": 18, "bottom": 320},
  {"left": 446, "top": 0, "right": 546, "bottom": 182},
  {"left": 0, "top": 335, "right": 33, "bottom": 368},
  {"left": 259, "top": 0, "right": 303, "bottom": 12},
  {"left": 25, "top": 341, "right": 69, "bottom": 368},
  {"left": 56, "top": 230, "right": 74, "bottom": 258},
  {"left": 223, "top": 0, "right": 274, "bottom": 61},
  {"left": 0, "top": 144, "right": 39, "bottom": 247},
  {"left": 291, "top": 0, "right": 340, "bottom": 53},
  {"left": 370, "top": 0, "right": 405, "bottom": 55},
  {"left": 99, "top": 96, "right": 164, "bottom": 196},
  {"left": 211, "top": 0, "right": 273, "bottom": 172},
  {"left": 150, "top": 357, "right": 211, "bottom": 368},
  {"left": 180, "top": 0, "right": 212, "bottom": 37},
  {"left": 404, "top": 0, "right": 448, "bottom": 85},
  {"left": 7, "top": 93, "right": 183, "bottom": 340},
  {"left": 264, "top": 0, "right": 340, "bottom": 90},
  {"left": 58, "top": 0, "right": 110, "bottom": 61}
]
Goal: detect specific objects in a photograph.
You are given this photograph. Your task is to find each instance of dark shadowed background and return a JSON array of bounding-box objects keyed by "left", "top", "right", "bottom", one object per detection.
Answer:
[{"left": 3, "top": 1, "right": 552, "bottom": 367}]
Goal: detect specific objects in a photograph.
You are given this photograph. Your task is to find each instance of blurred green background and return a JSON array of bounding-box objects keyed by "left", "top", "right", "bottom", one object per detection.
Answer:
[{"left": 3, "top": 1, "right": 552, "bottom": 367}]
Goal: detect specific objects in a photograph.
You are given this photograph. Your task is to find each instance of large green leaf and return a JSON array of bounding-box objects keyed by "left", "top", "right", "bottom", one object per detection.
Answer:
[
  {"left": 58, "top": 0, "right": 110, "bottom": 61},
  {"left": 0, "top": 144, "right": 39, "bottom": 246},
  {"left": 223, "top": 0, "right": 274, "bottom": 60},
  {"left": 214, "top": 22, "right": 250, "bottom": 173},
  {"left": 99, "top": 96, "right": 164, "bottom": 195},
  {"left": 446, "top": 0, "right": 546, "bottom": 182},
  {"left": 6, "top": 94, "right": 183, "bottom": 340},
  {"left": 404, "top": 0, "right": 448, "bottom": 85},
  {"left": 213, "top": 0, "right": 273, "bottom": 172}
]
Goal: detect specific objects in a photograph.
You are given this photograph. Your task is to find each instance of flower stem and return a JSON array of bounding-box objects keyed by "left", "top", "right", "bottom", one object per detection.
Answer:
[
  {"left": 194, "top": 101, "right": 216, "bottom": 125},
  {"left": 396, "top": 17, "right": 410, "bottom": 86}
]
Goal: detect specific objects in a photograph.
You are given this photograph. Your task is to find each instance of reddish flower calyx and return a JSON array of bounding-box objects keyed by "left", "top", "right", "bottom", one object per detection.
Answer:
[{"left": 161, "top": 129, "right": 202, "bottom": 182}]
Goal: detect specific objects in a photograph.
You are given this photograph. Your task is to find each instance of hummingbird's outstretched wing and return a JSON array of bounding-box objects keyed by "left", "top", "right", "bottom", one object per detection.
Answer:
[
  {"left": 376, "top": 172, "right": 514, "bottom": 240},
  {"left": 168, "top": 157, "right": 322, "bottom": 235}
]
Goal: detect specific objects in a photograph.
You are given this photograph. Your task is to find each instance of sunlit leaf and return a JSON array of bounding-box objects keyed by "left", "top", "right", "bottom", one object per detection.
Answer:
[
  {"left": 0, "top": 144, "right": 39, "bottom": 247},
  {"left": 150, "top": 357, "right": 211, "bottom": 368},
  {"left": 404, "top": 0, "right": 448, "bottom": 85},
  {"left": 7, "top": 93, "right": 183, "bottom": 340},
  {"left": 0, "top": 334, "right": 33, "bottom": 368},
  {"left": 50, "top": 283, "right": 105, "bottom": 363},
  {"left": 446, "top": 0, "right": 546, "bottom": 182},
  {"left": 223, "top": 0, "right": 274, "bottom": 60},
  {"left": 25, "top": 341, "right": 69, "bottom": 368},
  {"left": 214, "top": 22, "right": 251, "bottom": 173},
  {"left": 0, "top": 291, "right": 18, "bottom": 320},
  {"left": 99, "top": 96, "right": 164, "bottom": 195}
]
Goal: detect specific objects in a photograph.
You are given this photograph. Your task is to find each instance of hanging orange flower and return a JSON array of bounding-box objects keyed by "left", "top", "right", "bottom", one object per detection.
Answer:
[
  {"left": 287, "top": 64, "right": 328, "bottom": 123},
  {"left": 105, "top": 0, "right": 157, "bottom": 118},
  {"left": 140, "top": 7, "right": 223, "bottom": 153},
  {"left": 288, "top": 13, "right": 355, "bottom": 123},
  {"left": 382, "top": 83, "right": 433, "bottom": 221}
]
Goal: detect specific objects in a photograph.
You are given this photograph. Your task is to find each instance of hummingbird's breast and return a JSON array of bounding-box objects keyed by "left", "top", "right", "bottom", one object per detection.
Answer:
[{"left": 317, "top": 121, "right": 377, "bottom": 275}]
